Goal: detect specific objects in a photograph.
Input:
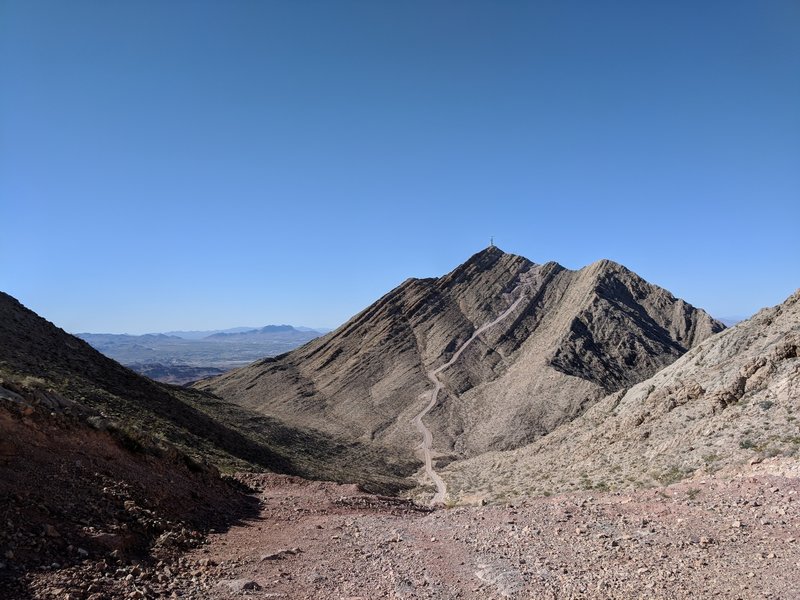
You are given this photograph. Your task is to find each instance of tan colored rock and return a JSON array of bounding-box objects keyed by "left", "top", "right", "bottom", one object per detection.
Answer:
[
  {"left": 197, "top": 247, "right": 721, "bottom": 475},
  {"left": 443, "top": 290, "right": 800, "bottom": 502}
]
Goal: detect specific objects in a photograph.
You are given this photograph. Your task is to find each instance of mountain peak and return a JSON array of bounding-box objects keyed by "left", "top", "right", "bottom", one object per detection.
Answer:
[
  {"left": 436, "top": 245, "right": 532, "bottom": 293},
  {"left": 198, "top": 248, "right": 721, "bottom": 470},
  {"left": 458, "top": 245, "right": 506, "bottom": 269},
  {"left": 477, "top": 244, "right": 506, "bottom": 258}
]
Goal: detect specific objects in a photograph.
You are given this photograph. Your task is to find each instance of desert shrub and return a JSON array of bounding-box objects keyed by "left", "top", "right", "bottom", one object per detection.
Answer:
[
  {"left": 653, "top": 465, "right": 691, "bottom": 485},
  {"left": 593, "top": 481, "right": 610, "bottom": 492}
]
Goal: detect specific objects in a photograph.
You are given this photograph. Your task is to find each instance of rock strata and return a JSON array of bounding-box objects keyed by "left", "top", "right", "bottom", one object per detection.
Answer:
[
  {"left": 198, "top": 247, "right": 723, "bottom": 485},
  {"left": 443, "top": 289, "right": 800, "bottom": 501}
]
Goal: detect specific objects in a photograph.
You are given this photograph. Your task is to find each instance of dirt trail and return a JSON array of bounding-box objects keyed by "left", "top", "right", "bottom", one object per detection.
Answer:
[
  {"left": 177, "top": 472, "right": 800, "bottom": 600},
  {"left": 411, "top": 282, "right": 528, "bottom": 504}
]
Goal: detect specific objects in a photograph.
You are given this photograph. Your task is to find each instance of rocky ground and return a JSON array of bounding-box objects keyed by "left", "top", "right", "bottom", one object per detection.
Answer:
[
  {"left": 0, "top": 395, "right": 257, "bottom": 600},
  {"left": 170, "top": 472, "right": 798, "bottom": 600},
  {"left": 6, "top": 468, "right": 800, "bottom": 599},
  {"left": 2, "top": 286, "right": 798, "bottom": 599}
]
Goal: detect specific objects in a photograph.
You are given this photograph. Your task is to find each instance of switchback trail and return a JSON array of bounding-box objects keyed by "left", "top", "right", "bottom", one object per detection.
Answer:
[{"left": 411, "top": 283, "right": 528, "bottom": 505}]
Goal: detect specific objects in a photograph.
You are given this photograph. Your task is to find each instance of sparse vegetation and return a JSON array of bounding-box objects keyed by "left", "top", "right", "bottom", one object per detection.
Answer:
[
  {"left": 653, "top": 465, "right": 692, "bottom": 486},
  {"left": 593, "top": 481, "right": 611, "bottom": 492}
]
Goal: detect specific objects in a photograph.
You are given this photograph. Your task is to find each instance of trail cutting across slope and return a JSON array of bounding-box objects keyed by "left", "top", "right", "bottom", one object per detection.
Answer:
[{"left": 412, "top": 282, "right": 528, "bottom": 504}]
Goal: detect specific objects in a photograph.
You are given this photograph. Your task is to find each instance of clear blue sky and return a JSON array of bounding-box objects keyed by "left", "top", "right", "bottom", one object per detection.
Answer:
[{"left": 2, "top": 1, "right": 798, "bottom": 333}]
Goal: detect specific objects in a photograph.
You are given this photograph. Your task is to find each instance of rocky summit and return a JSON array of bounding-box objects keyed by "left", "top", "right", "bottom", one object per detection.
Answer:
[{"left": 197, "top": 246, "right": 723, "bottom": 490}]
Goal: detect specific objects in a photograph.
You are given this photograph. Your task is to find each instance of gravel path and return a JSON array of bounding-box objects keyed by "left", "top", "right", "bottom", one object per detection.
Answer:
[
  {"left": 412, "top": 282, "right": 529, "bottom": 505},
  {"left": 184, "top": 472, "right": 800, "bottom": 599}
]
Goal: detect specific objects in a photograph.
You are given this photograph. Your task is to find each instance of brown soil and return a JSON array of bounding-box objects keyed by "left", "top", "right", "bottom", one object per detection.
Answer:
[{"left": 176, "top": 472, "right": 800, "bottom": 599}]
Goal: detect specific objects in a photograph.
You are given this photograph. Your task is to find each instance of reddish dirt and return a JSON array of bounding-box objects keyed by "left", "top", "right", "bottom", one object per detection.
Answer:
[
  {"left": 184, "top": 473, "right": 800, "bottom": 600},
  {"left": 0, "top": 404, "right": 257, "bottom": 600},
  {"left": 4, "top": 400, "right": 799, "bottom": 599}
]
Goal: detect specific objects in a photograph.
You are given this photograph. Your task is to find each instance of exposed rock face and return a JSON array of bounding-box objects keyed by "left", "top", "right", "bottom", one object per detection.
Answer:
[
  {"left": 443, "top": 289, "right": 800, "bottom": 502},
  {"left": 0, "top": 291, "right": 415, "bottom": 493},
  {"left": 198, "top": 247, "right": 723, "bottom": 460}
]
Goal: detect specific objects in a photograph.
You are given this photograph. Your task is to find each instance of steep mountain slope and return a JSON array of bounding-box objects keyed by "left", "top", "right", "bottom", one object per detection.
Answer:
[
  {"left": 198, "top": 247, "right": 723, "bottom": 470},
  {"left": 0, "top": 292, "right": 414, "bottom": 493},
  {"left": 443, "top": 289, "right": 800, "bottom": 502}
]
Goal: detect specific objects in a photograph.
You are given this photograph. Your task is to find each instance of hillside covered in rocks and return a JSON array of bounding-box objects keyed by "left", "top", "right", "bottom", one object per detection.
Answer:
[
  {"left": 443, "top": 289, "right": 800, "bottom": 503},
  {"left": 198, "top": 247, "right": 723, "bottom": 485}
]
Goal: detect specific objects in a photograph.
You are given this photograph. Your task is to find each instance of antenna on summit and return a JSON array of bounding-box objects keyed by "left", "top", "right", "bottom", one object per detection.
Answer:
[{"left": 489, "top": 236, "right": 494, "bottom": 248}]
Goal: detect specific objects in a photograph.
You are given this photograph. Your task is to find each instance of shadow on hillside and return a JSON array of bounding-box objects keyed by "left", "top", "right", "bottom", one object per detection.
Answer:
[{"left": 0, "top": 406, "right": 263, "bottom": 600}]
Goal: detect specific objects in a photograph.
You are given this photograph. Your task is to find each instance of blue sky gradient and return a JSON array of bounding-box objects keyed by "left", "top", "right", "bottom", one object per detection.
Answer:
[{"left": 2, "top": 1, "right": 798, "bottom": 333}]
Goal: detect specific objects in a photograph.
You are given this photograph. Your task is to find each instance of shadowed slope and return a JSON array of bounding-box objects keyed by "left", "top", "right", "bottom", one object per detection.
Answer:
[{"left": 0, "top": 292, "right": 414, "bottom": 492}]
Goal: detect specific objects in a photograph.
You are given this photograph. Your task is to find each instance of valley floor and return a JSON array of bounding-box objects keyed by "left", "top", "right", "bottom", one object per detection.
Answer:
[{"left": 172, "top": 472, "right": 800, "bottom": 600}]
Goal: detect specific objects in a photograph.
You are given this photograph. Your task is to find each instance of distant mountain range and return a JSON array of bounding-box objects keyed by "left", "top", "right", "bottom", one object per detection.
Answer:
[
  {"left": 158, "top": 325, "right": 332, "bottom": 340},
  {"left": 76, "top": 324, "right": 329, "bottom": 383},
  {"left": 162, "top": 327, "right": 260, "bottom": 340},
  {"left": 206, "top": 325, "right": 317, "bottom": 340},
  {"left": 717, "top": 316, "right": 747, "bottom": 327}
]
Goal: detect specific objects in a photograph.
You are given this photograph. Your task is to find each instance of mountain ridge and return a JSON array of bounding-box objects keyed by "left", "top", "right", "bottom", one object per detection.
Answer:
[
  {"left": 443, "top": 288, "right": 800, "bottom": 502},
  {"left": 197, "top": 247, "right": 723, "bottom": 486}
]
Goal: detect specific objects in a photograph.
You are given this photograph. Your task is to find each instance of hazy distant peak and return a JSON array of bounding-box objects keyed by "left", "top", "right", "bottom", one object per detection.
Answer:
[
  {"left": 203, "top": 325, "right": 322, "bottom": 341},
  {"left": 716, "top": 316, "right": 747, "bottom": 327},
  {"left": 258, "top": 325, "right": 297, "bottom": 333}
]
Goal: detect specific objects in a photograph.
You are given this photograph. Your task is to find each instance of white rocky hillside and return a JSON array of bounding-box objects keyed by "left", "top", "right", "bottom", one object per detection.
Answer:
[{"left": 444, "top": 289, "right": 800, "bottom": 503}]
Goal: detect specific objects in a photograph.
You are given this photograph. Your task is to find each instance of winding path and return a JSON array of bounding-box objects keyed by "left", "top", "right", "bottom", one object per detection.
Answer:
[{"left": 412, "top": 284, "right": 528, "bottom": 505}]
